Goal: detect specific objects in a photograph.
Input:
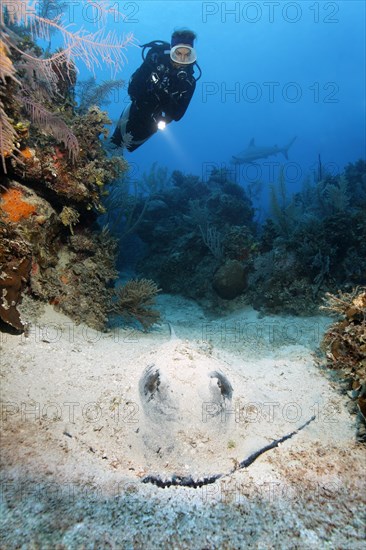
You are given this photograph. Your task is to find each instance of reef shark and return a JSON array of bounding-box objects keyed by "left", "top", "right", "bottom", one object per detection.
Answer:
[{"left": 232, "top": 136, "right": 297, "bottom": 164}]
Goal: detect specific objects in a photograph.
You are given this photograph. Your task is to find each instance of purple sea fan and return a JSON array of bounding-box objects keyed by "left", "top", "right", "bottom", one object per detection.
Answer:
[{"left": 21, "top": 96, "right": 80, "bottom": 162}]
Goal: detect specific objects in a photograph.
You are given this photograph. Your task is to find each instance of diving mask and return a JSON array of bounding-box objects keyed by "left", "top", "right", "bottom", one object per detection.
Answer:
[{"left": 170, "top": 44, "right": 197, "bottom": 65}]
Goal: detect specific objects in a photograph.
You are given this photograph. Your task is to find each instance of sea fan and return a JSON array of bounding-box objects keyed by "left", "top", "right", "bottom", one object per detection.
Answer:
[
  {"left": 2, "top": 1, "right": 136, "bottom": 77},
  {"left": 0, "top": 0, "right": 136, "bottom": 171},
  {"left": 77, "top": 77, "right": 125, "bottom": 114},
  {"left": 21, "top": 97, "right": 80, "bottom": 161},
  {"left": 0, "top": 37, "right": 19, "bottom": 84},
  {"left": 0, "top": 38, "right": 20, "bottom": 170},
  {"left": 112, "top": 279, "right": 162, "bottom": 331},
  {"left": 0, "top": 101, "right": 18, "bottom": 171},
  {"left": 324, "top": 176, "right": 350, "bottom": 212}
]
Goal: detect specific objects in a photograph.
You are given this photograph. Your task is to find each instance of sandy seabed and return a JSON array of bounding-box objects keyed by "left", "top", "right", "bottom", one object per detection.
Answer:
[{"left": 0, "top": 294, "right": 365, "bottom": 549}]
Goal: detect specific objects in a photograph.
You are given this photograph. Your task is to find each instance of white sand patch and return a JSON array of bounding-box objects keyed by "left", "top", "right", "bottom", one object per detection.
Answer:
[{"left": 0, "top": 295, "right": 365, "bottom": 547}]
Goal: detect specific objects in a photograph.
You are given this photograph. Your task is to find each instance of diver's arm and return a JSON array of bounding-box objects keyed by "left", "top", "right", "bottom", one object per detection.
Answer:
[
  {"left": 128, "top": 61, "right": 154, "bottom": 102},
  {"left": 167, "top": 79, "right": 196, "bottom": 121}
]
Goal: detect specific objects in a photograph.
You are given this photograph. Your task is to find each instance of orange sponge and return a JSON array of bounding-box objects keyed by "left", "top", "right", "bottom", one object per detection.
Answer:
[{"left": 0, "top": 188, "right": 37, "bottom": 222}]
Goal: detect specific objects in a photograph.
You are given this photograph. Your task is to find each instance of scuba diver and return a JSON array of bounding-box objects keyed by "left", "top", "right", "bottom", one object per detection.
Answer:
[{"left": 110, "top": 29, "right": 201, "bottom": 152}]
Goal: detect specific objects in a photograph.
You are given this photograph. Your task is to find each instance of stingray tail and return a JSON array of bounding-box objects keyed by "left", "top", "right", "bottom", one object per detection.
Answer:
[{"left": 167, "top": 321, "right": 178, "bottom": 340}]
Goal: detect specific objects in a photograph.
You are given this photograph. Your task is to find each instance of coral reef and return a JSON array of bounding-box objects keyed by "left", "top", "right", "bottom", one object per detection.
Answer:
[
  {"left": 247, "top": 161, "right": 366, "bottom": 315},
  {"left": 0, "top": 179, "right": 121, "bottom": 331},
  {"left": 129, "top": 160, "right": 365, "bottom": 317},
  {"left": 212, "top": 260, "right": 248, "bottom": 299},
  {"left": 11, "top": 106, "right": 127, "bottom": 214},
  {"left": 134, "top": 169, "right": 256, "bottom": 308},
  {"left": 44, "top": 229, "right": 119, "bottom": 330},
  {"left": 0, "top": 0, "right": 135, "bottom": 171},
  {"left": 0, "top": 182, "right": 55, "bottom": 331},
  {"left": 320, "top": 287, "right": 366, "bottom": 440},
  {"left": 0, "top": 218, "right": 32, "bottom": 331},
  {"left": 0, "top": 4, "right": 131, "bottom": 332},
  {"left": 1, "top": 5, "right": 365, "bottom": 331}
]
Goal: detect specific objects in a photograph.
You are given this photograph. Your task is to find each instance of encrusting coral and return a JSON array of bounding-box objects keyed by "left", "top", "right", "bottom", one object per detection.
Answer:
[
  {"left": 59, "top": 206, "right": 80, "bottom": 234},
  {"left": 0, "top": 187, "right": 37, "bottom": 222},
  {"left": 0, "top": 256, "right": 31, "bottom": 331},
  {"left": 0, "top": 220, "right": 32, "bottom": 331},
  {"left": 320, "top": 287, "right": 366, "bottom": 438}
]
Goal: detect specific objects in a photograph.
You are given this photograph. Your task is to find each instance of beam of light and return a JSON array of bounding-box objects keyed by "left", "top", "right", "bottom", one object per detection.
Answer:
[
  {"left": 157, "top": 120, "right": 166, "bottom": 130},
  {"left": 157, "top": 125, "right": 194, "bottom": 171}
]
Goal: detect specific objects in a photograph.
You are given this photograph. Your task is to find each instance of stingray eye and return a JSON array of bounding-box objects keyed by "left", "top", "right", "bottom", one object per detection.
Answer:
[
  {"left": 209, "top": 371, "right": 233, "bottom": 400},
  {"left": 138, "top": 364, "right": 178, "bottom": 421},
  {"left": 140, "top": 364, "right": 160, "bottom": 401}
]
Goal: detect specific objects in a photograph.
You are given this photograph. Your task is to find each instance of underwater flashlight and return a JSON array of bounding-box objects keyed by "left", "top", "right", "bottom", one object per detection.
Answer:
[{"left": 157, "top": 120, "right": 166, "bottom": 131}]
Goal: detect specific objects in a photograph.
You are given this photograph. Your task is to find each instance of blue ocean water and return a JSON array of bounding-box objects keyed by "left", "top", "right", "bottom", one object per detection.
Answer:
[
  {"left": 82, "top": 2, "right": 364, "bottom": 186},
  {"left": 57, "top": 1, "right": 365, "bottom": 190}
]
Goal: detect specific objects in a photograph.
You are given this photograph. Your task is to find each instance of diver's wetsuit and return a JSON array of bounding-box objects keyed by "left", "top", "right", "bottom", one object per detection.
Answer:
[{"left": 111, "top": 43, "right": 197, "bottom": 151}]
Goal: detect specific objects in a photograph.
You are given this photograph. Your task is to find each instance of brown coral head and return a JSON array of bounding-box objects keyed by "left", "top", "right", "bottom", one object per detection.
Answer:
[{"left": 0, "top": 257, "right": 31, "bottom": 332}]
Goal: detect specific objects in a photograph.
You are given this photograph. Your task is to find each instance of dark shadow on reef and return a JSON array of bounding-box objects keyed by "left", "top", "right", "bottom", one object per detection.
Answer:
[
  {"left": 134, "top": 169, "right": 255, "bottom": 310},
  {"left": 131, "top": 161, "right": 366, "bottom": 316}
]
